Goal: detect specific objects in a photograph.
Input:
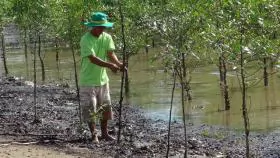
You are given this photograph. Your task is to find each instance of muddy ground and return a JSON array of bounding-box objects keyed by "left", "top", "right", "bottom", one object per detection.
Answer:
[{"left": 0, "top": 76, "right": 279, "bottom": 158}]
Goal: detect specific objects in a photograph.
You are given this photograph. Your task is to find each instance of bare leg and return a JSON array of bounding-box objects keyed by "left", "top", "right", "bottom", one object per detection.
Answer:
[
  {"left": 88, "top": 122, "right": 99, "bottom": 143},
  {"left": 100, "top": 119, "right": 115, "bottom": 141}
]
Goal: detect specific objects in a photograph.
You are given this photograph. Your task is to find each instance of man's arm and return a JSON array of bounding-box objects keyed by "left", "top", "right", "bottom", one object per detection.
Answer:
[
  {"left": 88, "top": 55, "right": 119, "bottom": 72},
  {"left": 107, "top": 51, "right": 123, "bottom": 67}
]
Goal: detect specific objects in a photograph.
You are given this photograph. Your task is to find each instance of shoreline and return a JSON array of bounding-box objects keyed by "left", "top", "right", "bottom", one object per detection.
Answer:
[{"left": 0, "top": 76, "right": 279, "bottom": 157}]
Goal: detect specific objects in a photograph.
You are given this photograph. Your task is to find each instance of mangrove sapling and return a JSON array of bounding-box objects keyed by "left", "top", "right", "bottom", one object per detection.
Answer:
[
  {"left": 1, "top": 27, "right": 8, "bottom": 76},
  {"left": 38, "top": 34, "right": 46, "bottom": 83},
  {"left": 62, "top": 0, "right": 87, "bottom": 124},
  {"left": 237, "top": 4, "right": 252, "bottom": 155},
  {"left": 68, "top": 27, "right": 81, "bottom": 124},
  {"left": 70, "top": 40, "right": 81, "bottom": 124},
  {"left": 158, "top": 2, "right": 203, "bottom": 156},
  {"left": 117, "top": 0, "right": 127, "bottom": 143},
  {"left": 175, "top": 58, "right": 188, "bottom": 158},
  {"left": 89, "top": 104, "right": 108, "bottom": 124},
  {"left": 179, "top": 10, "right": 190, "bottom": 157},
  {"left": 113, "top": 0, "right": 153, "bottom": 95},
  {"left": 221, "top": 53, "right": 230, "bottom": 110},
  {"left": 240, "top": 29, "right": 250, "bottom": 158},
  {"left": 178, "top": 66, "right": 188, "bottom": 158},
  {"left": 252, "top": 1, "right": 280, "bottom": 88},
  {"left": 23, "top": 28, "right": 29, "bottom": 79},
  {"left": 258, "top": 14, "right": 269, "bottom": 87},
  {"left": 219, "top": 47, "right": 230, "bottom": 110},
  {"left": 32, "top": 38, "right": 41, "bottom": 124},
  {"left": 218, "top": 50, "right": 230, "bottom": 110},
  {"left": 55, "top": 36, "right": 61, "bottom": 81},
  {"left": 9, "top": 1, "right": 30, "bottom": 78},
  {"left": 209, "top": 0, "right": 231, "bottom": 111},
  {"left": 182, "top": 47, "right": 192, "bottom": 101},
  {"left": 0, "top": 0, "right": 10, "bottom": 76},
  {"left": 175, "top": 16, "right": 188, "bottom": 156},
  {"left": 166, "top": 66, "right": 176, "bottom": 158}
]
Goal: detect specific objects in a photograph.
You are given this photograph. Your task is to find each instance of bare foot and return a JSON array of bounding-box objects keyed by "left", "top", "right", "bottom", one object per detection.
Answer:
[{"left": 92, "top": 135, "right": 99, "bottom": 144}]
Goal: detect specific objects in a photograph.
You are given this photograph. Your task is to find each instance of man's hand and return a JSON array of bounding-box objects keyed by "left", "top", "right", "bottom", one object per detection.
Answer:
[
  {"left": 107, "top": 52, "right": 127, "bottom": 72},
  {"left": 88, "top": 55, "right": 121, "bottom": 73},
  {"left": 108, "top": 63, "right": 120, "bottom": 73},
  {"left": 119, "top": 63, "right": 127, "bottom": 72}
]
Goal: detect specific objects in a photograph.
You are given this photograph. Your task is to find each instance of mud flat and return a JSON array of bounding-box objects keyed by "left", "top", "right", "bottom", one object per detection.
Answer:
[{"left": 0, "top": 76, "right": 279, "bottom": 158}]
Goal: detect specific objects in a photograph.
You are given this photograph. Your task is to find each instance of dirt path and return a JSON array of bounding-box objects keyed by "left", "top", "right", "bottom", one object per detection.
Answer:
[
  {"left": 0, "top": 136, "right": 109, "bottom": 158},
  {"left": 0, "top": 136, "right": 78, "bottom": 158},
  {"left": 0, "top": 144, "right": 78, "bottom": 158}
]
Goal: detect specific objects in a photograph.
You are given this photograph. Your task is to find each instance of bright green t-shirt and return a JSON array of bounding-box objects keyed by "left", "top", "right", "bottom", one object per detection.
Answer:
[{"left": 79, "top": 32, "right": 115, "bottom": 86}]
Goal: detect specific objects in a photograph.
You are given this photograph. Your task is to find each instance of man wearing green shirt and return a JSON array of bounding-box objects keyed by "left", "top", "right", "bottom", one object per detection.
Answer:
[{"left": 80, "top": 12, "right": 123, "bottom": 143}]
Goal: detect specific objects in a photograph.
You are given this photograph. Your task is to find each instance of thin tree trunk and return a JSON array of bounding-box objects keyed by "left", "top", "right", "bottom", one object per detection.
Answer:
[
  {"left": 55, "top": 36, "right": 61, "bottom": 81},
  {"left": 33, "top": 41, "right": 37, "bottom": 119},
  {"left": 117, "top": 0, "right": 127, "bottom": 143},
  {"left": 218, "top": 56, "right": 227, "bottom": 110},
  {"left": 166, "top": 68, "right": 176, "bottom": 157},
  {"left": 179, "top": 8, "right": 188, "bottom": 156},
  {"left": 182, "top": 48, "right": 191, "bottom": 101},
  {"left": 32, "top": 39, "right": 40, "bottom": 124},
  {"left": 70, "top": 41, "right": 81, "bottom": 123},
  {"left": 181, "top": 78, "right": 187, "bottom": 158},
  {"left": 1, "top": 29, "right": 8, "bottom": 76},
  {"left": 222, "top": 54, "right": 230, "bottom": 110},
  {"left": 180, "top": 54, "right": 188, "bottom": 157},
  {"left": 240, "top": 27, "right": 250, "bottom": 158},
  {"left": 152, "top": 36, "right": 155, "bottom": 48},
  {"left": 185, "top": 82, "right": 192, "bottom": 101},
  {"left": 38, "top": 35, "right": 45, "bottom": 82},
  {"left": 64, "top": 5, "right": 82, "bottom": 124},
  {"left": 67, "top": 20, "right": 81, "bottom": 124},
  {"left": 263, "top": 57, "right": 268, "bottom": 87},
  {"left": 24, "top": 28, "right": 29, "bottom": 79},
  {"left": 218, "top": 56, "right": 224, "bottom": 87},
  {"left": 182, "top": 51, "right": 192, "bottom": 101},
  {"left": 217, "top": 0, "right": 230, "bottom": 110}
]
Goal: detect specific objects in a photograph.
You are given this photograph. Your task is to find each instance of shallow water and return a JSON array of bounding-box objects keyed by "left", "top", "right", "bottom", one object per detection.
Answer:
[{"left": 2, "top": 47, "right": 280, "bottom": 131}]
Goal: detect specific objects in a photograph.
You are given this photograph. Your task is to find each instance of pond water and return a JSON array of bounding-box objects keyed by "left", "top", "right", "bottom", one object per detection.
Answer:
[{"left": 2, "top": 47, "right": 280, "bottom": 132}]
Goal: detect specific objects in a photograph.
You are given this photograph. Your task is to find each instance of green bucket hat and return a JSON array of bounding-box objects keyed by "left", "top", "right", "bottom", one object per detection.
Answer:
[{"left": 83, "top": 12, "right": 113, "bottom": 28}]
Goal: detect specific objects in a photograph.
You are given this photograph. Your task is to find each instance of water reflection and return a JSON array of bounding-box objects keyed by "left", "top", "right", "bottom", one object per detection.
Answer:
[{"left": 2, "top": 48, "right": 280, "bottom": 131}]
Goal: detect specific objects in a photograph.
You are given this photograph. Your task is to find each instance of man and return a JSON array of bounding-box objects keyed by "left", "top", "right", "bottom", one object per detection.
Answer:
[{"left": 80, "top": 12, "right": 123, "bottom": 143}]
